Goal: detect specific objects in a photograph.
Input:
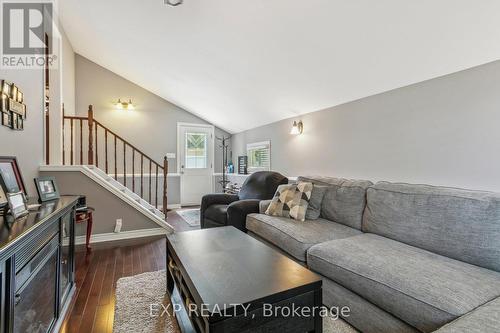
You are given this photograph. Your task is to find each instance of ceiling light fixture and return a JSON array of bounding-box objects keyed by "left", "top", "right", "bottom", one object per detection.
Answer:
[
  {"left": 165, "top": 0, "right": 183, "bottom": 6},
  {"left": 290, "top": 120, "right": 303, "bottom": 135},
  {"left": 115, "top": 98, "right": 135, "bottom": 111}
]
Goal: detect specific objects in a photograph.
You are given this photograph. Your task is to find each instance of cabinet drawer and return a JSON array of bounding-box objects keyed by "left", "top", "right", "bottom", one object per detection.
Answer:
[{"left": 15, "top": 221, "right": 59, "bottom": 272}]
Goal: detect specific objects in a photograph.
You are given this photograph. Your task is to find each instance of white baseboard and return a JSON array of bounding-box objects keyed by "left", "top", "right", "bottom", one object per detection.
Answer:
[
  {"left": 167, "top": 204, "right": 181, "bottom": 209},
  {"left": 75, "top": 228, "right": 168, "bottom": 245}
]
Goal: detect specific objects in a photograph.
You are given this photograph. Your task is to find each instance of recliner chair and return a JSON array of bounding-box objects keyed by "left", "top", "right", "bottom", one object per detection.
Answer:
[{"left": 200, "top": 171, "right": 288, "bottom": 232}]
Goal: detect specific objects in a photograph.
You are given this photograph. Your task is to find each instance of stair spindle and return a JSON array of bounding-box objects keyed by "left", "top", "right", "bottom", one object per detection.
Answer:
[
  {"left": 149, "top": 160, "right": 152, "bottom": 203},
  {"left": 88, "top": 105, "right": 94, "bottom": 165},
  {"left": 141, "top": 154, "right": 144, "bottom": 198},
  {"left": 132, "top": 149, "right": 135, "bottom": 193},
  {"left": 70, "top": 119, "right": 74, "bottom": 165},
  {"left": 114, "top": 136, "right": 117, "bottom": 180},
  {"left": 155, "top": 164, "right": 159, "bottom": 208},
  {"left": 95, "top": 123, "right": 98, "bottom": 168},
  {"left": 105, "top": 129, "right": 108, "bottom": 173},
  {"left": 123, "top": 141, "right": 126, "bottom": 187},
  {"left": 79, "top": 119, "right": 83, "bottom": 164},
  {"left": 163, "top": 156, "right": 168, "bottom": 216},
  {"left": 62, "top": 104, "right": 65, "bottom": 165}
]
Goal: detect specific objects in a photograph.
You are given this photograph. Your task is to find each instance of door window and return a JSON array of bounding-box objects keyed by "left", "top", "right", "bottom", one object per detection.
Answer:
[{"left": 185, "top": 132, "right": 208, "bottom": 169}]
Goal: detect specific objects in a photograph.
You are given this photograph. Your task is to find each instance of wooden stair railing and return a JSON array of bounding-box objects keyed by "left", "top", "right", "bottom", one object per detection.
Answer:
[{"left": 62, "top": 105, "right": 169, "bottom": 218}]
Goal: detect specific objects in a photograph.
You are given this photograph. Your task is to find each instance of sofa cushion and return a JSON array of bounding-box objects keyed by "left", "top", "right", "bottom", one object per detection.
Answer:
[
  {"left": 298, "top": 176, "right": 372, "bottom": 230},
  {"left": 246, "top": 213, "right": 361, "bottom": 261},
  {"left": 322, "top": 278, "right": 419, "bottom": 333},
  {"left": 363, "top": 182, "right": 500, "bottom": 271},
  {"left": 305, "top": 184, "right": 328, "bottom": 220},
  {"left": 204, "top": 204, "right": 228, "bottom": 224},
  {"left": 433, "top": 297, "right": 500, "bottom": 333},
  {"left": 307, "top": 234, "right": 500, "bottom": 332}
]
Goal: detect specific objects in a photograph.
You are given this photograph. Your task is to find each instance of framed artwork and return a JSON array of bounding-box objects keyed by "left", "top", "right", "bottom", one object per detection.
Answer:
[
  {"left": 34, "top": 176, "right": 60, "bottom": 202},
  {"left": 11, "top": 114, "right": 18, "bottom": 130},
  {"left": 1, "top": 80, "right": 11, "bottom": 96},
  {"left": 0, "top": 182, "right": 7, "bottom": 208},
  {"left": 8, "top": 98, "right": 23, "bottom": 115},
  {"left": 17, "top": 116, "right": 23, "bottom": 130},
  {"left": 10, "top": 85, "right": 17, "bottom": 100},
  {"left": 0, "top": 157, "right": 26, "bottom": 195},
  {"left": 2, "top": 112, "right": 12, "bottom": 127},
  {"left": 7, "top": 191, "right": 28, "bottom": 219},
  {"left": 0, "top": 81, "right": 26, "bottom": 130},
  {"left": 0, "top": 95, "right": 7, "bottom": 112}
]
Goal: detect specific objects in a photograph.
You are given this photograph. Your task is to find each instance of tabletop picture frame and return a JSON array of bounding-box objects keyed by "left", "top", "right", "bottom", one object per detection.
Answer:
[
  {"left": 0, "top": 182, "right": 7, "bottom": 210},
  {"left": 7, "top": 191, "right": 28, "bottom": 219},
  {"left": 0, "top": 157, "right": 26, "bottom": 195},
  {"left": 34, "top": 176, "right": 60, "bottom": 202}
]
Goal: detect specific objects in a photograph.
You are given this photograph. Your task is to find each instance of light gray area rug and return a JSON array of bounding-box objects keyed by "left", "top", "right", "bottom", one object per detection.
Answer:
[
  {"left": 176, "top": 209, "right": 200, "bottom": 227},
  {"left": 114, "top": 270, "right": 357, "bottom": 333}
]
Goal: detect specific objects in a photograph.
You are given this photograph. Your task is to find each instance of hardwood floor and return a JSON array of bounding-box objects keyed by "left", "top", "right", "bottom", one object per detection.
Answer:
[{"left": 59, "top": 209, "right": 199, "bottom": 333}]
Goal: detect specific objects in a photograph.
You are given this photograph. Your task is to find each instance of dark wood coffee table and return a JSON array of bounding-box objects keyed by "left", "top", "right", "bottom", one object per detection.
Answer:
[{"left": 166, "top": 226, "right": 322, "bottom": 333}]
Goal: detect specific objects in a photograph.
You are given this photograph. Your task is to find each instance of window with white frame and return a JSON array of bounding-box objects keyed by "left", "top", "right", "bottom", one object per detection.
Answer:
[{"left": 247, "top": 141, "right": 271, "bottom": 172}]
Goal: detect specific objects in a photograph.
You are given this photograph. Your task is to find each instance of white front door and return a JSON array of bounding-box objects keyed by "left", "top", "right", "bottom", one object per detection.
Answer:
[{"left": 178, "top": 123, "right": 214, "bottom": 206}]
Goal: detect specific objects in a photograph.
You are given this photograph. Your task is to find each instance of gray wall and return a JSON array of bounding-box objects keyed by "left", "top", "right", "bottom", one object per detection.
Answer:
[
  {"left": 74, "top": 54, "right": 230, "bottom": 173},
  {"left": 41, "top": 171, "right": 159, "bottom": 236},
  {"left": 0, "top": 20, "right": 75, "bottom": 195},
  {"left": 232, "top": 60, "right": 500, "bottom": 192},
  {"left": 0, "top": 68, "right": 44, "bottom": 196}
]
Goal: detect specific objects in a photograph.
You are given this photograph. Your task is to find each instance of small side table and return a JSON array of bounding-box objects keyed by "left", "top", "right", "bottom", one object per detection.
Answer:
[{"left": 75, "top": 207, "right": 94, "bottom": 251}]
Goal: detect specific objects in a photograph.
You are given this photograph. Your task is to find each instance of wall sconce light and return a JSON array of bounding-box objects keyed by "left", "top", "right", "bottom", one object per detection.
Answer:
[
  {"left": 115, "top": 98, "right": 134, "bottom": 111},
  {"left": 290, "top": 120, "right": 303, "bottom": 135}
]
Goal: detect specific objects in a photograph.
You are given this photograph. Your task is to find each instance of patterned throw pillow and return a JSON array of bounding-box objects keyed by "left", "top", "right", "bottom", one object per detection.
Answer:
[{"left": 265, "top": 182, "right": 313, "bottom": 221}]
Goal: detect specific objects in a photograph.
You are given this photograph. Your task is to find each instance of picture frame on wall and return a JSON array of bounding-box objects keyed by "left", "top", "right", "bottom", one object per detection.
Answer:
[
  {"left": 10, "top": 85, "right": 17, "bottom": 100},
  {"left": 34, "top": 176, "right": 60, "bottom": 202},
  {"left": 11, "top": 113, "right": 18, "bottom": 130},
  {"left": 2, "top": 112, "right": 12, "bottom": 127},
  {"left": 0, "top": 157, "right": 26, "bottom": 195},
  {"left": 17, "top": 116, "right": 23, "bottom": 130},
  {"left": 21, "top": 104, "right": 27, "bottom": 119},
  {"left": 1, "top": 80, "right": 11, "bottom": 96},
  {"left": 0, "top": 81, "right": 26, "bottom": 130},
  {"left": 0, "top": 95, "right": 7, "bottom": 113}
]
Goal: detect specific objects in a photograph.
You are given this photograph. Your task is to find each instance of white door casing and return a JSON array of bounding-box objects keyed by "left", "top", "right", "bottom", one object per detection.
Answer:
[{"left": 177, "top": 123, "right": 214, "bottom": 206}]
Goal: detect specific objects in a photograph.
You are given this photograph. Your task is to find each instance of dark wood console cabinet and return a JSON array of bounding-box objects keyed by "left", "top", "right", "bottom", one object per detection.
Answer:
[{"left": 0, "top": 196, "right": 79, "bottom": 333}]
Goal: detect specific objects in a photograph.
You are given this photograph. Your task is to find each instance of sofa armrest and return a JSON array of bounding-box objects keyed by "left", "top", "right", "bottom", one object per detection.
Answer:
[
  {"left": 259, "top": 200, "right": 272, "bottom": 214},
  {"left": 200, "top": 193, "right": 239, "bottom": 218},
  {"left": 432, "top": 297, "right": 500, "bottom": 333},
  {"left": 227, "top": 199, "right": 260, "bottom": 232}
]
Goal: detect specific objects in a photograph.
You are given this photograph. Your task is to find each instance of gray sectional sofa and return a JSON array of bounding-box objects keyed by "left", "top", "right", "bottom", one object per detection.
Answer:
[{"left": 246, "top": 177, "right": 500, "bottom": 333}]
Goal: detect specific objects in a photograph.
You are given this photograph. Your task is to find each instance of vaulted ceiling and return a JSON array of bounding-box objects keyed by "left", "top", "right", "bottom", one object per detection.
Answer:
[{"left": 60, "top": 0, "right": 500, "bottom": 133}]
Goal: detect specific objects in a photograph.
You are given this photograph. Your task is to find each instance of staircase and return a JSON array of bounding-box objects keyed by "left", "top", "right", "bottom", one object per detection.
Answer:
[{"left": 59, "top": 105, "right": 171, "bottom": 229}]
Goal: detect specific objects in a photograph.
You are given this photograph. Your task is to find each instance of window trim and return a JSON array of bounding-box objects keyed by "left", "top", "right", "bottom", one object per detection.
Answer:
[{"left": 246, "top": 140, "right": 271, "bottom": 173}]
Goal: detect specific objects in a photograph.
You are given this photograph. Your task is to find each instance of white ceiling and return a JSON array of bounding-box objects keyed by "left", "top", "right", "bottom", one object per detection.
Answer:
[{"left": 60, "top": 0, "right": 500, "bottom": 134}]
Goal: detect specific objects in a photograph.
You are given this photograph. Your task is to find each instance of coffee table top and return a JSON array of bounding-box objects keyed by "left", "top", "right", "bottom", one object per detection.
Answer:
[{"left": 167, "top": 226, "right": 321, "bottom": 313}]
